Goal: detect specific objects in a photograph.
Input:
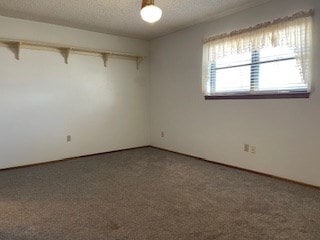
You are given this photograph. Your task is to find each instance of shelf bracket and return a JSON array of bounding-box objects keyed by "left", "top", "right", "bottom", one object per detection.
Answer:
[
  {"left": 11, "top": 41, "right": 21, "bottom": 60},
  {"left": 16, "top": 42, "right": 21, "bottom": 60},
  {"left": 102, "top": 53, "right": 109, "bottom": 67},
  {"left": 136, "top": 57, "right": 144, "bottom": 70},
  {"left": 62, "top": 48, "right": 72, "bottom": 64}
]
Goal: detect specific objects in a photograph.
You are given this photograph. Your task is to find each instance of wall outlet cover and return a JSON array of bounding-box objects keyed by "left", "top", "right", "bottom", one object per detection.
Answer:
[
  {"left": 244, "top": 144, "right": 249, "bottom": 152},
  {"left": 251, "top": 146, "right": 256, "bottom": 154}
]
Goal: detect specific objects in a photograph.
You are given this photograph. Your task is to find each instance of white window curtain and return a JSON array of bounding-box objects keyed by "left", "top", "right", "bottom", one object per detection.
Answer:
[{"left": 202, "top": 10, "right": 313, "bottom": 95}]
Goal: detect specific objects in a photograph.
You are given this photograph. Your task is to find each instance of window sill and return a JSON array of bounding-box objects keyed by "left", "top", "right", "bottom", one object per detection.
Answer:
[{"left": 204, "top": 92, "right": 310, "bottom": 100}]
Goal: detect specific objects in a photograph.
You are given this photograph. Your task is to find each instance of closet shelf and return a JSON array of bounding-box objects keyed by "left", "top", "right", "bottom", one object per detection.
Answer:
[{"left": 0, "top": 38, "right": 145, "bottom": 69}]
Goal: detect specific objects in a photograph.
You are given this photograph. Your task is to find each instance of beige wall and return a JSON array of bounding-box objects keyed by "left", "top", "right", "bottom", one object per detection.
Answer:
[
  {"left": 1, "top": 0, "right": 320, "bottom": 187},
  {"left": 150, "top": 0, "right": 320, "bottom": 186},
  {"left": 0, "top": 16, "right": 150, "bottom": 169}
]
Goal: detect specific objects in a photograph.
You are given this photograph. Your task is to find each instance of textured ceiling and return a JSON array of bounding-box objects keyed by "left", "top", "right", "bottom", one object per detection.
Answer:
[{"left": 0, "top": 0, "right": 271, "bottom": 40}]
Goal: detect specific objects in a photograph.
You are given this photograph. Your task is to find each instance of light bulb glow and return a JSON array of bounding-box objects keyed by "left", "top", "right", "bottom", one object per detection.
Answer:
[{"left": 140, "top": 5, "right": 162, "bottom": 23}]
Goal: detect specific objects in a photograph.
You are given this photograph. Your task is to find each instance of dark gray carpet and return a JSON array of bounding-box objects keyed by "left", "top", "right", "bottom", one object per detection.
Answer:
[{"left": 0, "top": 147, "right": 319, "bottom": 240}]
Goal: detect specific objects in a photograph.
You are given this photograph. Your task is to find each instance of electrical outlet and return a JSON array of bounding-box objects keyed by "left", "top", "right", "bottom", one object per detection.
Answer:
[
  {"left": 244, "top": 144, "right": 249, "bottom": 152},
  {"left": 161, "top": 131, "right": 164, "bottom": 138},
  {"left": 250, "top": 145, "right": 256, "bottom": 154},
  {"left": 67, "top": 135, "right": 71, "bottom": 142}
]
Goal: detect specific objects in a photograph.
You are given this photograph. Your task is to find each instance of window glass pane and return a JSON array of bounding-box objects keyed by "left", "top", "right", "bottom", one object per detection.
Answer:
[
  {"left": 216, "top": 51, "right": 251, "bottom": 68},
  {"left": 211, "top": 51, "right": 251, "bottom": 94},
  {"left": 258, "top": 59, "right": 305, "bottom": 91},
  {"left": 258, "top": 46, "right": 305, "bottom": 91},
  {"left": 215, "top": 66, "right": 251, "bottom": 93},
  {"left": 259, "top": 46, "right": 296, "bottom": 61}
]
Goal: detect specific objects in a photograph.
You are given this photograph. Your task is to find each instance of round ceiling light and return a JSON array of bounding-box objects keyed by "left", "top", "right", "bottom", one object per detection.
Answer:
[{"left": 140, "top": 0, "right": 162, "bottom": 23}]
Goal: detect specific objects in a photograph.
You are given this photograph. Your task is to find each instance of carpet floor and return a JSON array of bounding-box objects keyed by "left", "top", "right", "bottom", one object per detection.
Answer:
[{"left": 0, "top": 147, "right": 319, "bottom": 240}]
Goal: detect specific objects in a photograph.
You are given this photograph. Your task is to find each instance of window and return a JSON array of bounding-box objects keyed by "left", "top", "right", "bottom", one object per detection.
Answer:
[{"left": 202, "top": 11, "right": 313, "bottom": 99}]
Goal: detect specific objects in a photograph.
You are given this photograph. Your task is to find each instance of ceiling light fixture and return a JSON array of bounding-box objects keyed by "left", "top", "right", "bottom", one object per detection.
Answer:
[{"left": 140, "top": 0, "right": 162, "bottom": 24}]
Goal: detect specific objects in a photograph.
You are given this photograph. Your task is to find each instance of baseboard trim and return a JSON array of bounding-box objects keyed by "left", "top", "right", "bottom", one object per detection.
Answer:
[
  {"left": 151, "top": 146, "right": 320, "bottom": 190},
  {"left": 2, "top": 145, "right": 319, "bottom": 190},
  {"left": 0, "top": 145, "right": 150, "bottom": 172}
]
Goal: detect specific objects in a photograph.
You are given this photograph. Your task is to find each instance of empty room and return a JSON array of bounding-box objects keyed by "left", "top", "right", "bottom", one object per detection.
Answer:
[{"left": 0, "top": 0, "right": 319, "bottom": 239}]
